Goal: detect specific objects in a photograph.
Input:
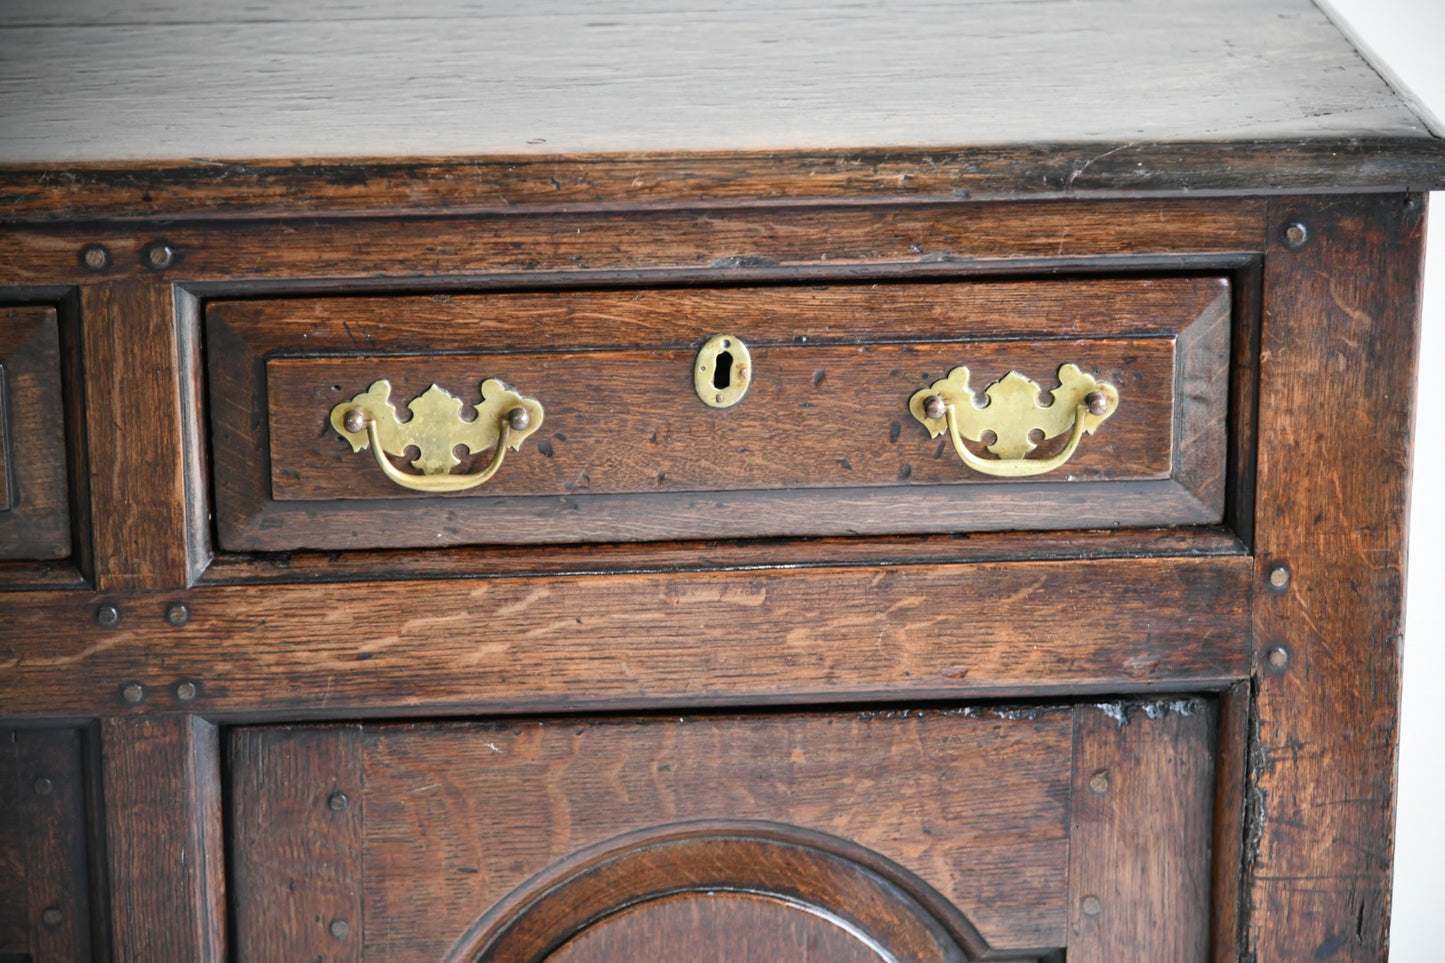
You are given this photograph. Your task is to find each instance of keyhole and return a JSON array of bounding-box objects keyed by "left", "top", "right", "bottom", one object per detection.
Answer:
[
  {"left": 694, "top": 334, "right": 751, "bottom": 408},
  {"left": 713, "top": 350, "right": 734, "bottom": 390}
]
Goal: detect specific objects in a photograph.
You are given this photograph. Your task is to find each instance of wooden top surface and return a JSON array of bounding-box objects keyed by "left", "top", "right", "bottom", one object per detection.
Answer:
[{"left": 2, "top": 0, "right": 1444, "bottom": 215}]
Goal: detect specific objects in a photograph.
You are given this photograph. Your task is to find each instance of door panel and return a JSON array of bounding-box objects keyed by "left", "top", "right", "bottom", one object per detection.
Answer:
[{"left": 228, "top": 702, "right": 1217, "bottom": 961}]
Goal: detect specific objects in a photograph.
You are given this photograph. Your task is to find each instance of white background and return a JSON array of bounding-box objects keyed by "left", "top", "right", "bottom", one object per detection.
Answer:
[{"left": 1321, "top": 0, "right": 1445, "bottom": 956}]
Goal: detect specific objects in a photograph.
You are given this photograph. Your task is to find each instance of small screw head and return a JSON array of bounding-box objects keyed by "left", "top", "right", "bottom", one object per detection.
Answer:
[
  {"left": 1088, "top": 770, "right": 1110, "bottom": 795},
  {"left": 121, "top": 683, "right": 145, "bottom": 705},
  {"left": 328, "top": 791, "right": 350, "bottom": 812},
  {"left": 1266, "top": 563, "right": 1291, "bottom": 591},
  {"left": 507, "top": 406, "right": 531, "bottom": 432},
  {"left": 1085, "top": 391, "right": 1109, "bottom": 416},
  {"left": 96, "top": 604, "right": 121, "bottom": 629},
  {"left": 142, "top": 240, "right": 176, "bottom": 270},
  {"left": 34, "top": 777, "right": 54, "bottom": 796},
  {"left": 923, "top": 395, "right": 947, "bottom": 420},
  {"left": 165, "top": 602, "right": 190, "bottom": 627},
  {"left": 1081, "top": 895, "right": 1102, "bottom": 917},
  {"left": 80, "top": 243, "right": 112, "bottom": 272},
  {"left": 342, "top": 407, "right": 367, "bottom": 434},
  {"left": 41, "top": 907, "right": 64, "bottom": 928},
  {"left": 175, "top": 681, "right": 198, "bottom": 702},
  {"left": 1283, "top": 222, "right": 1309, "bottom": 249},
  {"left": 329, "top": 918, "right": 350, "bottom": 940},
  {"left": 1266, "top": 646, "right": 1290, "bottom": 670}
]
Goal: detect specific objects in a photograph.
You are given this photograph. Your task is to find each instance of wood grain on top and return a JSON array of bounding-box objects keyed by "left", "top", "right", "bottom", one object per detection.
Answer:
[{"left": 0, "top": 0, "right": 1435, "bottom": 165}]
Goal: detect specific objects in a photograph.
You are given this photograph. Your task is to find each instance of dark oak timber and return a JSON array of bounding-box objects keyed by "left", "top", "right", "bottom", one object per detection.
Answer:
[
  {"left": 1, "top": 726, "right": 99, "bottom": 962},
  {"left": 101, "top": 715, "right": 226, "bottom": 962},
  {"left": 0, "top": 0, "right": 1439, "bottom": 957},
  {"left": 0, "top": 556, "right": 1248, "bottom": 720},
  {"left": 1247, "top": 194, "right": 1424, "bottom": 959},
  {"left": 0, "top": 305, "right": 71, "bottom": 560},
  {"left": 79, "top": 282, "right": 201, "bottom": 591},
  {"left": 208, "top": 276, "right": 1228, "bottom": 549},
  {"left": 0, "top": 198, "right": 1266, "bottom": 288},
  {"left": 230, "top": 724, "right": 363, "bottom": 963},
  {"left": 1067, "top": 702, "right": 1216, "bottom": 960},
  {"left": 0, "top": 142, "right": 1443, "bottom": 225}
]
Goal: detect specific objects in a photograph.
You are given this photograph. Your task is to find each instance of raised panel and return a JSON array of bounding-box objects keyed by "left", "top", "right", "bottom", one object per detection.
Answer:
[
  {"left": 0, "top": 306, "right": 70, "bottom": 560},
  {"left": 229, "top": 701, "right": 1218, "bottom": 960},
  {"left": 0, "top": 726, "right": 98, "bottom": 963}
]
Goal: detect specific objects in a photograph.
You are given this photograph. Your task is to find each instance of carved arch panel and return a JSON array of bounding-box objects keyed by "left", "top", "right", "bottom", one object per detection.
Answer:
[{"left": 450, "top": 820, "right": 1049, "bottom": 963}]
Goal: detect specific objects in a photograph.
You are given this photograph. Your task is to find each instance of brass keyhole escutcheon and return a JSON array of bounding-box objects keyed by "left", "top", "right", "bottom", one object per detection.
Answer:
[{"left": 694, "top": 335, "right": 752, "bottom": 408}]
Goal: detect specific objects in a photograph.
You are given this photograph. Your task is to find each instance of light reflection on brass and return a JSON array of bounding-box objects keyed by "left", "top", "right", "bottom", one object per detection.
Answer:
[
  {"left": 329, "top": 378, "right": 543, "bottom": 493},
  {"left": 909, "top": 363, "right": 1118, "bottom": 478}
]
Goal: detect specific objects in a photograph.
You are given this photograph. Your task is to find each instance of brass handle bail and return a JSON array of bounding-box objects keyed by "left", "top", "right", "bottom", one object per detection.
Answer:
[
  {"left": 329, "top": 378, "right": 543, "bottom": 493},
  {"left": 909, "top": 364, "right": 1118, "bottom": 478}
]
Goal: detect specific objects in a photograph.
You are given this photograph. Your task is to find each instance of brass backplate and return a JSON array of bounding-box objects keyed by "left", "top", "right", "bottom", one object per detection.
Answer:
[{"left": 694, "top": 335, "right": 752, "bottom": 408}]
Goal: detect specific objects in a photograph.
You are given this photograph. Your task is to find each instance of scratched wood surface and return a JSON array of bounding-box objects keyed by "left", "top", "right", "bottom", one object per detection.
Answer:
[
  {"left": 0, "top": 556, "right": 1250, "bottom": 720},
  {"left": 101, "top": 715, "right": 227, "bottom": 962},
  {"left": 283, "top": 709, "right": 1074, "bottom": 958},
  {"left": 230, "top": 725, "right": 363, "bottom": 963},
  {"left": 0, "top": 198, "right": 1266, "bottom": 288},
  {"left": 1067, "top": 702, "right": 1216, "bottom": 961},
  {"left": 0, "top": 0, "right": 1433, "bottom": 167},
  {"left": 1247, "top": 194, "right": 1424, "bottom": 959}
]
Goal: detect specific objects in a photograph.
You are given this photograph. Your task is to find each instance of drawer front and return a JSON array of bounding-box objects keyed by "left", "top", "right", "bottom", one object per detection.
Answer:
[
  {"left": 228, "top": 703, "right": 1215, "bottom": 961},
  {"left": 0, "top": 306, "right": 70, "bottom": 560},
  {"left": 208, "top": 276, "right": 1230, "bottom": 551}
]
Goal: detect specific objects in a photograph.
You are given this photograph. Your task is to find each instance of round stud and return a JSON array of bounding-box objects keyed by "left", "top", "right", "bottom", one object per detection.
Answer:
[
  {"left": 41, "top": 907, "right": 64, "bottom": 928},
  {"left": 121, "top": 683, "right": 145, "bottom": 705},
  {"left": 1266, "top": 646, "right": 1290, "bottom": 670},
  {"left": 175, "top": 681, "right": 198, "bottom": 702},
  {"left": 1283, "top": 223, "right": 1309, "bottom": 249},
  {"left": 328, "top": 791, "right": 350, "bottom": 812},
  {"left": 507, "top": 406, "right": 531, "bottom": 432},
  {"left": 1085, "top": 391, "right": 1109, "bottom": 416},
  {"left": 79, "top": 243, "right": 112, "bottom": 272},
  {"left": 34, "top": 777, "right": 54, "bottom": 796},
  {"left": 342, "top": 407, "right": 367, "bottom": 434},
  {"left": 1088, "top": 770, "right": 1110, "bottom": 795},
  {"left": 142, "top": 240, "right": 176, "bottom": 270},
  {"left": 330, "top": 918, "right": 350, "bottom": 940},
  {"left": 1082, "top": 895, "right": 1102, "bottom": 917},
  {"left": 1266, "top": 563, "right": 1291, "bottom": 591},
  {"left": 96, "top": 604, "right": 121, "bottom": 629},
  {"left": 923, "top": 395, "right": 947, "bottom": 420},
  {"left": 165, "top": 602, "right": 190, "bottom": 627}
]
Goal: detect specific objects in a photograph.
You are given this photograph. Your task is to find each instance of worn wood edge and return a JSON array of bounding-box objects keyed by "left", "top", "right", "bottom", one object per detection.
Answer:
[
  {"left": 100, "top": 715, "right": 226, "bottom": 961},
  {"left": 215, "top": 479, "right": 1224, "bottom": 554},
  {"left": 1210, "top": 681, "right": 1250, "bottom": 963},
  {"left": 1223, "top": 257, "right": 1265, "bottom": 544},
  {"left": 0, "top": 202, "right": 1268, "bottom": 290},
  {"left": 1314, "top": 0, "right": 1445, "bottom": 138},
  {"left": 3, "top": 140, "right": 1444, "bottom": 224},
  {"left": 0, "top": 556, "right": 1251, "bottom": 720},
  {"left": 195, "top": 526, "right": 1247, "bottom": 587},
  {"left": 1245, "top": 193, "right": 1421, "bottom": 958},
  {"left": 1066, "top": 700, "right": 1216, "bottom": 960}
]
